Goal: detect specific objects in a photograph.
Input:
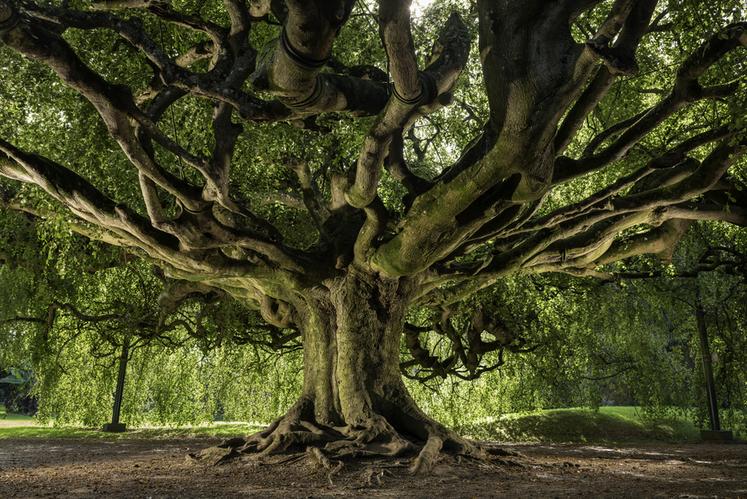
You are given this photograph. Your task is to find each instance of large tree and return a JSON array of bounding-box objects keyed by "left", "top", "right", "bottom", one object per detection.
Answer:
[{"left": 0, "top": 0, "right": 745, "bottom": 471}]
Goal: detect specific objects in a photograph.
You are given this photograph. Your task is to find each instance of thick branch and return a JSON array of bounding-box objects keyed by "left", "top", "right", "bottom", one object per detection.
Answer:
[{"left": 346, "top": 12, "right": 469, "bottom": 210}]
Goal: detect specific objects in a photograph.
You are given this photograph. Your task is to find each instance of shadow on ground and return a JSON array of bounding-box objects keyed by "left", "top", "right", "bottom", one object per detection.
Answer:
[{"left": 1, "top": 437, "right": 745, "bottom": 498}]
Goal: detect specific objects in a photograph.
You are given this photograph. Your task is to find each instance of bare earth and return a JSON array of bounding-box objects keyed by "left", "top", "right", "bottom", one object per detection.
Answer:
[{"left": 0, "top": 437, "right": 745, "bottom": 498}]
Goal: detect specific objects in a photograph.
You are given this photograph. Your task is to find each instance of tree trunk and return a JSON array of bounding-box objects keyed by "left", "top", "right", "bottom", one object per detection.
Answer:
[
  {"left": 203, "top": 267, "right": 488, "bottom": 473},
  {"left": 311, "top": 267, "right": 412, "bottom": 426}
]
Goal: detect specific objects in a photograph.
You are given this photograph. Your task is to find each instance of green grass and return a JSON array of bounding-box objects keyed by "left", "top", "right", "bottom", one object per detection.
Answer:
[
  {"left": 1, "top": 403, "right": 263, "bottom": 439},
  {"left": 0, "top": 404, "right": 710, "bottom": 443},
  {"left": 0, "top": 403, "right": 35, "bottom": 422},
  {"left": 0, "top": 422, "right": 264, "bottom": 440},
  {"left": 457, "top": 406, "right": 702, "bottom": 444}
]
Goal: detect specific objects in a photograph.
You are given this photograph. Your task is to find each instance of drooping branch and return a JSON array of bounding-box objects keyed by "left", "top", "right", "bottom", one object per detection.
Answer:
[
  {"left": 0, "top": 139, "right": 179, "bottom": 259},
  {"left": 0, "top": 8, "right": 208, "bottom": 211},
  {"left": 0, "top": 0, "right": 316, "bottom": 280},
  {"left": 0, "top": 183, "right": 134, "bottom": 249},
  {"left": 401, "top": 308, "right": 535, "bottom": 382},
  {"left": 0, "top": 139, "right": 281, "bottom": 279}
]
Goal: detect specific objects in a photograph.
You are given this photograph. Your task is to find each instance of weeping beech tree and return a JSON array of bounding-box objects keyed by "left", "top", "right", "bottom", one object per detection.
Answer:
[{"left": 0, "top": 0, "right": 746, "bottom": 472}]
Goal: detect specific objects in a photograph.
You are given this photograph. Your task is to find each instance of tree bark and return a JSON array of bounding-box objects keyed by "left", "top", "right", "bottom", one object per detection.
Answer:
[
  {"left": 200, "top": 267, "right": 488, "bottom": 473},
  {"left": 695, "top": 289, "right": 720, "bottom": 432}
]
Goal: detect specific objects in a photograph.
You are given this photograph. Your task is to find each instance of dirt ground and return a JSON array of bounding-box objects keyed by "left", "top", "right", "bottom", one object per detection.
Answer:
[{"left": 0, "top": 437, "right": 745, "bottom": 498}]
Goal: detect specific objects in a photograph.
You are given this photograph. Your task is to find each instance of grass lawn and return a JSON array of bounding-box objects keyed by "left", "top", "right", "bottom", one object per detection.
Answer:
[
  {"left": 0, "top": 403, "right": 35, "bottom": 423},
  {"left": 0, "top": 404, "right": 711, "bottom": 443},
  {"left": 458, "top": 406, "right": 703, "bottom": 443},
  {"left": 0, "top": 422, "right": 264, "bottom": 440},
  {"left": 0, "top": 403, "right": 263, "bottom": 439}
]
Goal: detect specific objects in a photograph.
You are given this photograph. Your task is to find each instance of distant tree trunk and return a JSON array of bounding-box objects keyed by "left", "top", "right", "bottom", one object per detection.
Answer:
[
  {"left": 695, "top": 290, "right": 720, "bottom": 431},
  {"left": 103, "top": 335, "right": 129, "bottom": 433}
]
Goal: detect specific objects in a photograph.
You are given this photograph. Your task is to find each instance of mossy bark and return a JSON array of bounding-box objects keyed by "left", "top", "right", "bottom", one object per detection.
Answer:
[{"left": 207, "top": 267, "right": 488, "bottom": 472}]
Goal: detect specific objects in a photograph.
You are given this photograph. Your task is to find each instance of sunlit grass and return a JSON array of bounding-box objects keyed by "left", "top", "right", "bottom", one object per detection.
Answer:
[
  {"left": 1, "top": 404, "right": 263, "bottom": 439},
  {"left": 0, "top": 404, "right": 717, "bottom": 443},
  {"left": 458, "top": 406, "right": 702, "bottom": 443},
  {"left": 0, "top": 422, "right": 263, "bottom": 440},
  {"left": 0, "top": 403, "right": 35, "bottom": 422}
]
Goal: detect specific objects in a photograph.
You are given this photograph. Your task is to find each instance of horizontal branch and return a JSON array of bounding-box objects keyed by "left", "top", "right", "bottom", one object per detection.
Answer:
[{"left": 0, "top": 139, "right": 282, "bottom": 281}]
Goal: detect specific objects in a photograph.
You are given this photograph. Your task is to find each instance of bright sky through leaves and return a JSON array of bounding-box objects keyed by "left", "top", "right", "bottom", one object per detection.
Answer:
[{"left": 411, "top": 0, "right": 435, "bottom": 16}]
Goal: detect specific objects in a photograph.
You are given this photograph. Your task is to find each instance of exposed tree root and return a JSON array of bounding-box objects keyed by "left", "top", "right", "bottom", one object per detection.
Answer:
[
  {"left": 190, "top": 398, "right": 521, "bottom": 476},
  {"left": 306, "top": 447, "right": 343, "bottom": 485}
]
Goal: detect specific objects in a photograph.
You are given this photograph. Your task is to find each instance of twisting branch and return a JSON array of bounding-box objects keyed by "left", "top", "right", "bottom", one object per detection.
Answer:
[
  {"left": 519, "top": 141, "right": 746, "bottom": 274},
  {"left": 401, "top": 308, "right": 536, "bottom": 381},
  {"left": 504, "top": 126, "right": 735, "bottom": 242},
  {"left": 249, "top": 0, "right": 389, "bottom": 115},
  {"left": 1, "top": 7, "right": 207, "bottom": 211},
  {"left": 368, "top": 0, "right": 645, "bottom": 276},
  {"left": 555, "top": 0, "right": 659, "bottom": 153},
  {"left": 554, "top": 21, "right": 746, "bottom": 183},
  {"left": 346, "top": 10, "right": 470, "bottom": 208},
  {"left": 1, "top": 0, "right": 313, "bottom": 278},
  {"left": 421, "top": 131, "right": 745, "bottom": 306},
  {"left": 347, "top": 10, "right": 471, "bottom": 263}
]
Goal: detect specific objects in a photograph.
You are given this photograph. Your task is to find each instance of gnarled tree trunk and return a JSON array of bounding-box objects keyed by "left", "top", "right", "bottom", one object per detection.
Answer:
[{"left": 205, "top": 267, "right": 486, "bottom": 473}]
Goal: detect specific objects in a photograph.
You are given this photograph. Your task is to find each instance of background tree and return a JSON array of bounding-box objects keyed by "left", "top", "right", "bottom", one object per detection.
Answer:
[{"left": 0, "top": 0, "right": 745, "bottom": 472}]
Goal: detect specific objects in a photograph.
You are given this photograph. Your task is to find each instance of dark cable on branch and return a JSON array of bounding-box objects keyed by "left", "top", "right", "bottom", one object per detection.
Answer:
[
  {"left": 389, "top": 71, "right": 438, "bottom": 106},
  {"left": 283, "top": 77, "right": 324, "bottom": 108},
  {"left": 279, "top": 26, "right": 330, "bottom": 70},
  {"left": 0, "top": 0, "right": 19, "bottom": 33}
]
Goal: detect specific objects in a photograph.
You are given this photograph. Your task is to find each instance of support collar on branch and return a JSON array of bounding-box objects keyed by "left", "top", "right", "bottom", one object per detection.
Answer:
[
  {"left": 0, "top": 0, "right": 19, "bottom": 33},
  {"left": 389, "top": 71, "right": 439, "bottom": 106},
  {"left": 280, "top": 26, "right": 330, "bottom": 70}
]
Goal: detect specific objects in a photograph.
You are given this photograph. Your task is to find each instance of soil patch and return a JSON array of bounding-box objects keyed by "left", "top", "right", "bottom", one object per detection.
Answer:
[{"left": 1, "top": 437, "right": 745, "bottom": 497}]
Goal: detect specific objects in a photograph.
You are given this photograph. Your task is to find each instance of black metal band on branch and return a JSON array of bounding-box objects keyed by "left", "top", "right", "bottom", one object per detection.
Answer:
[
  {"left": 284, "top": 76, "right": 324, "bottom": 109},
  {"left": 0, "top": 1, "right": 20, "bottom": 34},
  {"left": 390, "top": 71, "right": 439, "bottom": 106},
  {"left": 280, "top": 27, "right": 330, "bottom": 71},
  {"left": 390, "top": 82, "right": 421, "bottom": 105}
]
